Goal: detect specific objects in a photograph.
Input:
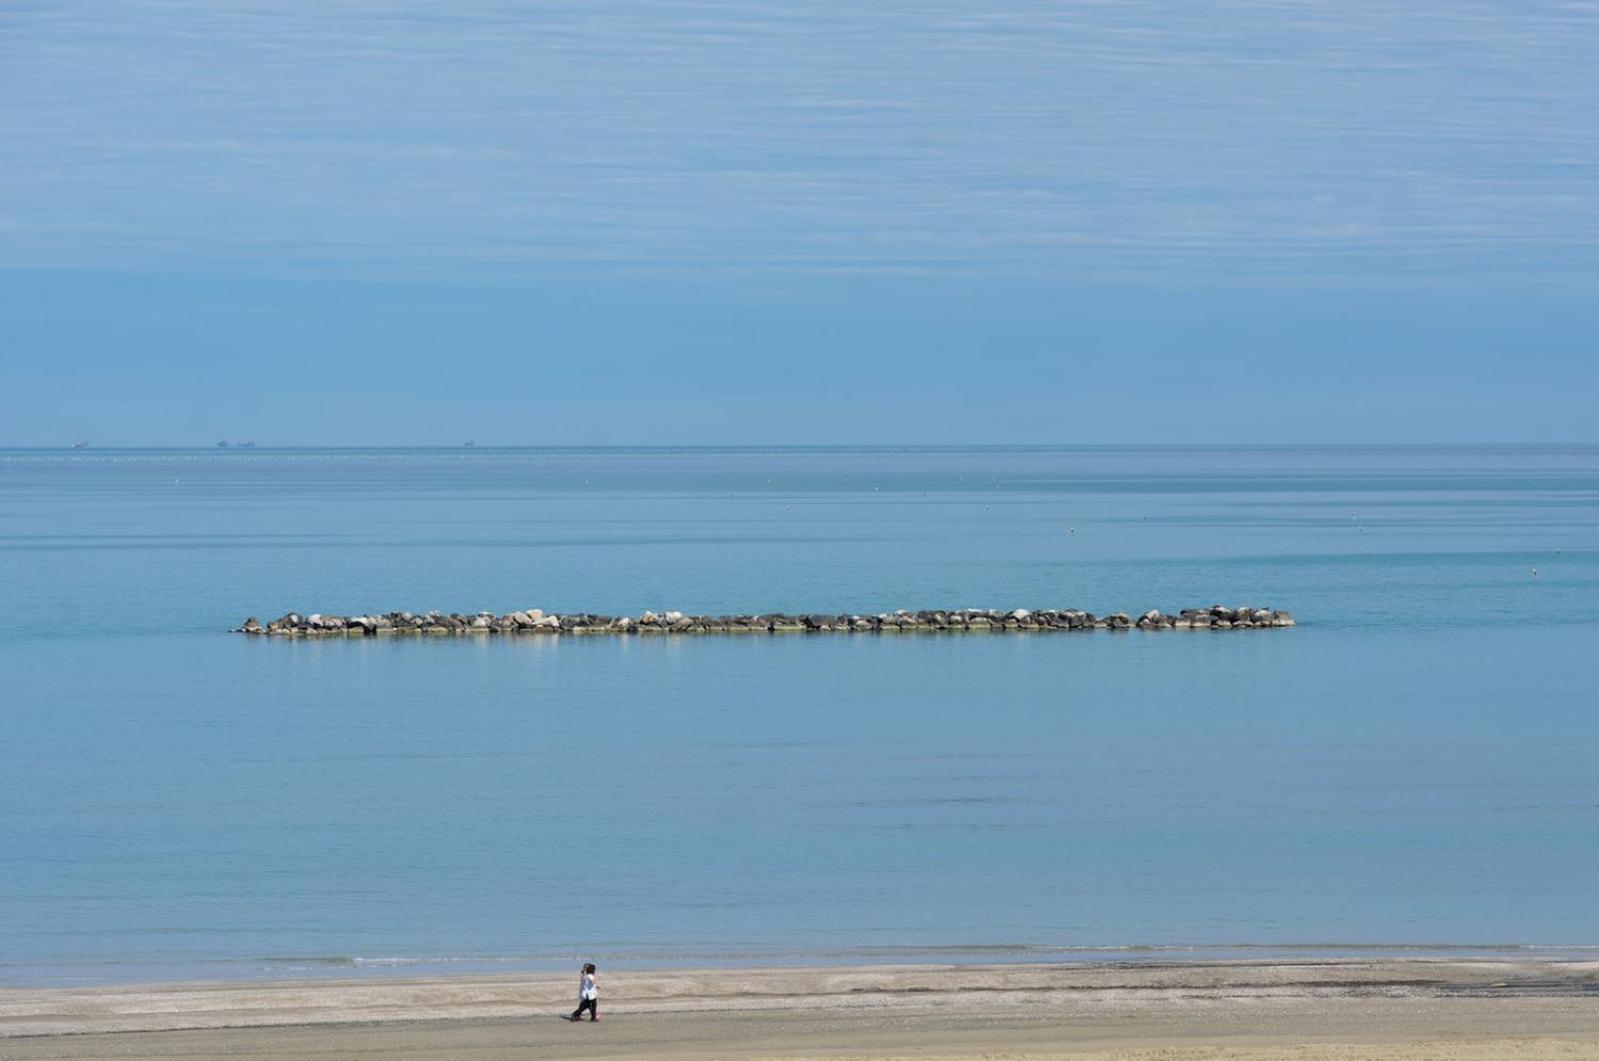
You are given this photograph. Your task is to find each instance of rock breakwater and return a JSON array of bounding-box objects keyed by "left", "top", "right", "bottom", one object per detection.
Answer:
[{"left": 235, "top": 605, "right": 1295, "bottom": 637}]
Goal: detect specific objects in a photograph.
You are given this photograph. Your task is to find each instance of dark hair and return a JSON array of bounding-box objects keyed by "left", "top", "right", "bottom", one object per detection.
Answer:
[{"left": 583, "top": 962, "right": 596, "bottom": 974}]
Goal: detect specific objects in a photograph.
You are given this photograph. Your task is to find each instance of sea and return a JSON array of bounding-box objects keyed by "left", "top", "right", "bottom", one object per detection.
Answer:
[{"left": 2, "top": 445, "right": 1597, "bottom": 986}]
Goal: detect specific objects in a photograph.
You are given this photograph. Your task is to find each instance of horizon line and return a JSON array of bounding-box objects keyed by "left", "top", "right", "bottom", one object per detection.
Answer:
[{"left": 4, "top": 442, "right": 1599, "bottom": 453}]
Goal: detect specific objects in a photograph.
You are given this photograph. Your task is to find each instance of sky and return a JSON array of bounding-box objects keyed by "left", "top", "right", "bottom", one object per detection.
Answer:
[{"left": 2, "top": 0, "right": 1597, "bottom": 445}]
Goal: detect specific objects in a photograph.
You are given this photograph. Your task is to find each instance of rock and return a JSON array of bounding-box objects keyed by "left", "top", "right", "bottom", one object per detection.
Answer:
[{"left": 236, "top": 605, "right": 1298, "bottom": 639}]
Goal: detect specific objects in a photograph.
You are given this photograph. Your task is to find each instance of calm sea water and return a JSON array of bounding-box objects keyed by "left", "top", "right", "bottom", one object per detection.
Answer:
[{"left": 2, "top": 446, "right": 1598, "bottom": 986}]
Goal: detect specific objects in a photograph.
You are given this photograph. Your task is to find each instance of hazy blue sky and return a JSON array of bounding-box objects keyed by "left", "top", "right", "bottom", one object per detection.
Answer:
[{"left": 3, "top": 1, "right": 1596, "bottom": 444}]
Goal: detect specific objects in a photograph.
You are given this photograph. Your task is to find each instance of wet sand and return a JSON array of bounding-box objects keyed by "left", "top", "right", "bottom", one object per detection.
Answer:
[{"left": 3, "top": 959, "right": 1598, "bottom": 1059}]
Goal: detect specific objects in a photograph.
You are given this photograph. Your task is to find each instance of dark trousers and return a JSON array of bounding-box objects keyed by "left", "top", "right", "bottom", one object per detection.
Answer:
[{"left": 572, "top": 997, "right": 598, "bottom": 1020}]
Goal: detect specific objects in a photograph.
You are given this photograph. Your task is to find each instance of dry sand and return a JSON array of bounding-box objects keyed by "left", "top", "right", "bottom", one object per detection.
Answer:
[{"left": 3, "top": 959, "right": 1598, "bottom": 1059}]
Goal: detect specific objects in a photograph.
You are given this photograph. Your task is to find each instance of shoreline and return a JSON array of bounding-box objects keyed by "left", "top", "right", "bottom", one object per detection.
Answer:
[
  {"left": 12, "top": 942, "right": 1599, "bottom": 991},
  {"left": 5, "top": 957, "right": 1599, "bottom": 1057}
]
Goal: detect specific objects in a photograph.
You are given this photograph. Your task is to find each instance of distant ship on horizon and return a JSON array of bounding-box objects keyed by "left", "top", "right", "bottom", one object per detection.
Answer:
[{"left": 71, "top": 441, "right": 89, "bottom": 449}]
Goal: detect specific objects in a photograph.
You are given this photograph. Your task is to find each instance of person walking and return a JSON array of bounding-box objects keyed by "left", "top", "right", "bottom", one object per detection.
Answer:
[{"left": 569, "top": 963, "right": 599, "bottom": 1022}]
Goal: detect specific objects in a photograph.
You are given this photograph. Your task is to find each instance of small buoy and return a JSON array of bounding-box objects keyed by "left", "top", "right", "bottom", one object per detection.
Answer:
[{"left": 1532, "top": 566, "right": 1539, "bottom": 577}]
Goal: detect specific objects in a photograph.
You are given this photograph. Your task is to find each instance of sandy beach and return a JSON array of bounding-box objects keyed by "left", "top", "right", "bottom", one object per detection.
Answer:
[{"left": 4, "top": 959, "right": 1598, "bottom": 1059}]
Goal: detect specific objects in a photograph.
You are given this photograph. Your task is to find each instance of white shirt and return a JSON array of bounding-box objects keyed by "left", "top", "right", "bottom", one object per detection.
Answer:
[{"left": 580, "top": 973, "right": 597, "bottom": 1000}]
